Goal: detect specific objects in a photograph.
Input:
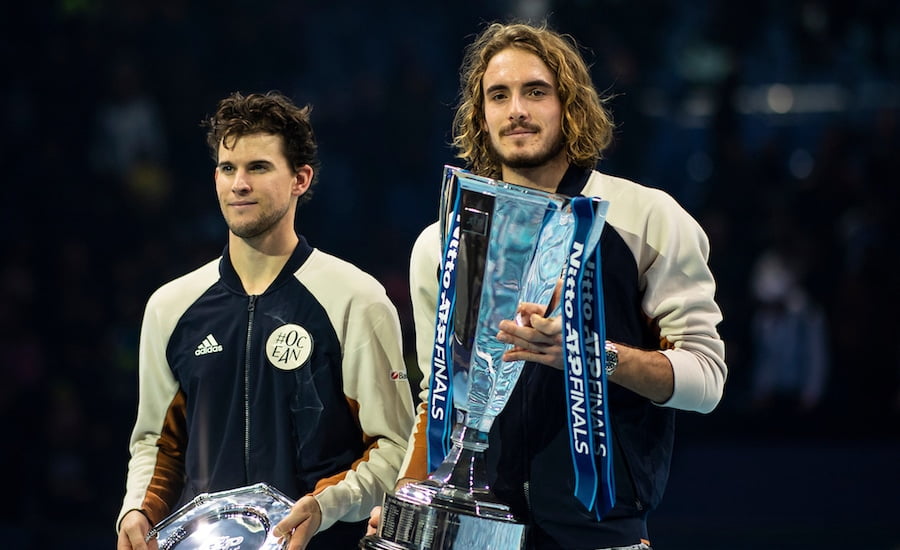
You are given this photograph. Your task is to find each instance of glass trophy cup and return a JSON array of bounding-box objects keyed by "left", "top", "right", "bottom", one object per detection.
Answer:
[{"left": 361, "top": 167, "right": 608, "bottom": 550}]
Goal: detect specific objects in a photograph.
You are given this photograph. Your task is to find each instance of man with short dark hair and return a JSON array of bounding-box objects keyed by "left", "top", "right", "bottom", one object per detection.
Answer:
[{"left": 117, "top": 91, "right": 414, "bottom": 550}]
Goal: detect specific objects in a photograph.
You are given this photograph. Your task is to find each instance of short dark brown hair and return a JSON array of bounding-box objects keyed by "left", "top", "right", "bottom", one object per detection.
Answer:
[{"left": 203, "top": 91, "right": 321, "bottom": 204}]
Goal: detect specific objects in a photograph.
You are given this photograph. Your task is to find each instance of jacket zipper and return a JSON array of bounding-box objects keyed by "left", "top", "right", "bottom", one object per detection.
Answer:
[
  {"left": 522, "top": 370, "right": 533, "bottom": 516},
  {"left": 523, "top": 480, "right": 532, "bottom": 514},
  {"left": 244, "top": 294, "right": 257, "bottom": 480}
]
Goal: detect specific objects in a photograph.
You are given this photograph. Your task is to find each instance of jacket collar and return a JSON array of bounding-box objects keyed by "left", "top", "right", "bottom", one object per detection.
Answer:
[
  {"left": 555, "top": 164, "right": 593, "bottom": 197},
  {"left": 219, "top": 236, "right": 314, "bottom": 295}
]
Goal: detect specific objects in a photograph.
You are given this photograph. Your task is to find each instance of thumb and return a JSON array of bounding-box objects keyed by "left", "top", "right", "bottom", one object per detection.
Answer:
[{"left": 274, "top": 495, "right": 320, "bottom": 540}]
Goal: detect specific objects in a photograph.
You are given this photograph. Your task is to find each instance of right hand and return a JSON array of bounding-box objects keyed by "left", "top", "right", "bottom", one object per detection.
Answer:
[
  {"left": 497, "top": 302, "right": 564, "bottom": 370},
  {"left": 272, "top": 495, "right": 322, "bottom": 550},
  {"left": 116, "top": 510, "right": 158, "bottom": 550}
]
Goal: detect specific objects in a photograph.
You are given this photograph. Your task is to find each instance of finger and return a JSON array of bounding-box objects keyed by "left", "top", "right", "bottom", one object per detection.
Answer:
[
  {"left": 116, "top": 531, "right": 134, "bottom": 550},
  {"left": 118, "top": 526, "right": 148, "bottom": 550},
  {"left": 287, "top": 530, "right": 302, "bottom": 550},
  {"left": 502, "top": 347, "right": 561, "bottom": 367},
  {"left": 273, "top": 522, "right": 296, "bottom": 541},
  {"left": 500, "top": 318, "right": 541, "bottom": 339},
  {"left": 366, "top": 506, "right": 382, "bottom": 536},
  {"left": 499, "top": 334, "right": 552, "bottom": 357},
  {"left": 120, "top": 510, "right": 155, "bottom": 550},
  {"left": 502, "top": 349, "right": 540, "bottom": 363},
  {"left": 529, "top": 314, "right": 562, "bottom": 338},
  {"left": 515, "top": 302, "right": 547, "bottom": 320},
  {"left": 498, "top": 323, "right": 555, "bottom": 348},
  {"left": 496, "top": 328, "right": 532, "bottom": 350},
  {"left": 274, "top": 504, "right": 311, "bottom": 539},
  {"left": 503, "top": 347, "right": 564, "bottom": 370},
  {"left": 287, "top": 522, "right": 315, "bottom": 550}
]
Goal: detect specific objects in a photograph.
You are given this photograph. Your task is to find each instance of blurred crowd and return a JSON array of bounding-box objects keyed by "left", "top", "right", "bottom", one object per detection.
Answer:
[{"left": 1, "top": 0, "right": 898, "bottom": 546}]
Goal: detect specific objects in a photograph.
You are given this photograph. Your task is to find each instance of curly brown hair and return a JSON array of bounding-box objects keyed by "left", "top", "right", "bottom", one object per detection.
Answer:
[
  {"left": 452, "top": 22, "right": 615, "bottom": 179},
  {"left": 203, "top": 91, "right": 321, "bottom": 204}
]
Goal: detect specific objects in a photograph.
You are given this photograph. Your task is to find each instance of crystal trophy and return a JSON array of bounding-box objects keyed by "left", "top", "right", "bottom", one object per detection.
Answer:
[{"left": 361, "top": 166, "right": 608, "bottom": 550}]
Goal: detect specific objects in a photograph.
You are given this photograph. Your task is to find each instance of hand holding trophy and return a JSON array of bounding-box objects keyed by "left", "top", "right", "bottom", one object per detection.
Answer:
[{"left": 362, "top": 166, "right": 611, "bottom": 550}]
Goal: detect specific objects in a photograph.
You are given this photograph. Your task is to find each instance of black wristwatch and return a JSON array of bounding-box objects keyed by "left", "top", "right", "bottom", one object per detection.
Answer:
[{"left": 604, "top": 341, "right": 618, "bottom": 376}]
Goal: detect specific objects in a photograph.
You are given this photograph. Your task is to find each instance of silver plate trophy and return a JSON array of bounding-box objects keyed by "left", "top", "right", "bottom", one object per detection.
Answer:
[
  {"left": 361, "top": 166, "right": 608, "bottom": 550},
  {"left": 146, "top": 483, "right": 295, "bottom": 550}
]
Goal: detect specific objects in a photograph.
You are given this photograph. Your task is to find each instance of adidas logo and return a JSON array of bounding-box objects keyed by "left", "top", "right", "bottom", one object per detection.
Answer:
[{"left": 195, "top": 334, "right": 224, "bottom": 356}]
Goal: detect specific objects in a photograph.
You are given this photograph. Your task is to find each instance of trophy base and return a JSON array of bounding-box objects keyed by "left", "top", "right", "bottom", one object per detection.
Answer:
[{"left": 360, "top": 481, "right": 526, "bottom": 550}]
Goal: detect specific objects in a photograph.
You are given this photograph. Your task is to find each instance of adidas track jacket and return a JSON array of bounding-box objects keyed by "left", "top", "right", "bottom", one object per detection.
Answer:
[{"left": 118, "top": 237, "right": 414, "bottom": 539}]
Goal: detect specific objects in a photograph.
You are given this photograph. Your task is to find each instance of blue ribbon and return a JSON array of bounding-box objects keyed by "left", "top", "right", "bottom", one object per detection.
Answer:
[
  {"left": 586, "top": 224, "right": 615, "bottom": 518},
  {"left": 562, "top": 197, "right": 615, "bottom": 520},
  {"left": 426, "top": 195, "right": 462, "bottom": 472}
]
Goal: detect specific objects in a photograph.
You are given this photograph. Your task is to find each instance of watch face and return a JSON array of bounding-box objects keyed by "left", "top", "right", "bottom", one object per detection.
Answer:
[
  {"left": 604, "top": 342, "right": 618, "bottom": 375},
  {"left": 148, "top": 483, "right": 294, "bottom": 550}
]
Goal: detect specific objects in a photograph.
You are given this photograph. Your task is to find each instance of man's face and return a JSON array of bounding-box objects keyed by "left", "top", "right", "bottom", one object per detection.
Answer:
[
  {"left": 482, "top": 47, "right": 565, "bottom": 171},
  {"left": 214, "top": 132, "right": 303, "bottom": 240}
]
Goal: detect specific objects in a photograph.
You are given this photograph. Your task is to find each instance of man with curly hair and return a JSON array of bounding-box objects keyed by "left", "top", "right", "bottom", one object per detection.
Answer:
[
  {"left": 372, "top": 22, "right": 727, "bottom": 549},
  {"left": 116, "top": 91, "right": 414, "bottom": 550}
]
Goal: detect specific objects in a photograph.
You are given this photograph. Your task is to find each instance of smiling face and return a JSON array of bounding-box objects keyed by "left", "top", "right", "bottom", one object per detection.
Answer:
[
  {"left": 482, "top": 47, "right": 566, "bottom": 176},
  {"left": 214, "top": 132, "right": 311, "bottom": 242}
]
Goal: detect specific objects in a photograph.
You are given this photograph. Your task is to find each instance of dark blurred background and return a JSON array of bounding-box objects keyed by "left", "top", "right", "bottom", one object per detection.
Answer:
[{"left": 2, "top": 0, "right": 898, "bottom": 548}]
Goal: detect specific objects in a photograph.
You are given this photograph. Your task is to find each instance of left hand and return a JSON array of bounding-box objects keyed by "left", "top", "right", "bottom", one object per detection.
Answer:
[
  {"left": 366, "top": 505, "right": 381, "bottom": 536},
  {"left": 497, "top": 302, "right": 564, "bottom": 370},
  {"left": 273, "top": 495, "right": 322, "bottom": 550}
]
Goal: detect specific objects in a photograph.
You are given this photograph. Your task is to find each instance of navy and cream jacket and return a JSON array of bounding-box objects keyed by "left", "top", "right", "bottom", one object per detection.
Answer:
[
  {"left": 401, "top": 167, "right": 727, "bottom": 549},
  {"left": 118, "top": 237, "right": 414, "bottom": 534}
]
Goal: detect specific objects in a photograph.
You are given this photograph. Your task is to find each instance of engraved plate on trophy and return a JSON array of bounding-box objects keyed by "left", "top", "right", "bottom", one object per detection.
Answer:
[
  {"left": 361, "top": 166, "right": 608, "bottom": 550},
  {"left": 146, "top": 483, "right": 294, "bottom": 550}
]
